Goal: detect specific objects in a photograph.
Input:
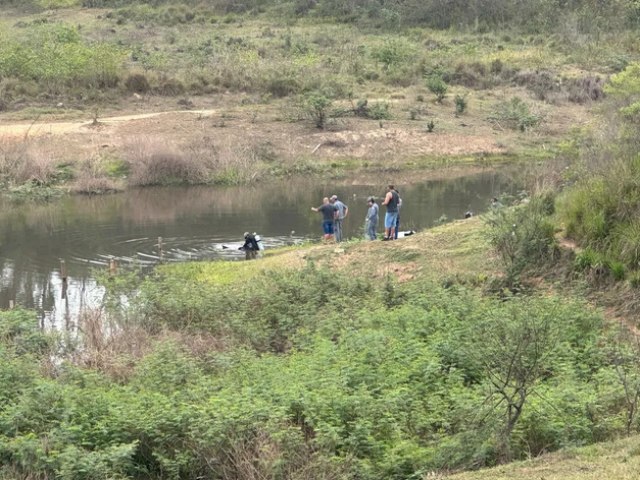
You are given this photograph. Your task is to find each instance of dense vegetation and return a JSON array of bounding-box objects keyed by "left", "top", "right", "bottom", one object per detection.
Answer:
[
  {"left": 2, "top": 261, "right": 640, "bottom": 480},
  {"left": 556, "top": 62, "right": 640, "bottom": 284},
  {"left": 1, "top": 1, "right": 640, "bottom": 478},
  {"left": 0, "top": 0, "right": 635, "bottom": 106}
]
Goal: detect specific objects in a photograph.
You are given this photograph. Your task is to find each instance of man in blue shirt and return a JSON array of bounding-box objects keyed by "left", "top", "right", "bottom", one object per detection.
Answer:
[{"left": 365, "top": 196, "right": 378, "bottom": 240}]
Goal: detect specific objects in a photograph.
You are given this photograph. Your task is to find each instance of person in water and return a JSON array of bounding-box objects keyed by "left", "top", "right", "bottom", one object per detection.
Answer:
[
  {"left": 311, "top": 197, "right": 339, "bottom": 241},
  {"left": 381, "top": 184, "right": 400, "bottom": 241},
  {"left": 239, "top": 232, "right": 260, "bottom": 260}
]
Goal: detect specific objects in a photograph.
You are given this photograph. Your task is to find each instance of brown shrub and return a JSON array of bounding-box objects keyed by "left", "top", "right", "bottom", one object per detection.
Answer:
[
  {"left": 0, "top": 138, "right": 58, "bottom": 185},
  {"left": 72, "top": 309, "right": 228, "bottom": 383},
  {"left": 124, "top": 136, "right": 210, "bottom": 186},
  {"left": 566, "top": 75, "right": 605, "bottom": 103},
  {"left": 70, "top": 154, "right": 121, "bottom": 194},
  {"left": 155, "top": 77, "right": 185, "bottom": 96},
  {"left": 124, "top": 72, "right": 151, "bottom": 93},
  {"left": 514, "top": 69, "right": 562, "bottom": 101}
]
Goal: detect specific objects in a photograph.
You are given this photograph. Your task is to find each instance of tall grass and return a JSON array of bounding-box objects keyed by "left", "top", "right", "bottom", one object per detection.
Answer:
[{"left": 558, "top": 156, "right": 640, "bottom": 272}]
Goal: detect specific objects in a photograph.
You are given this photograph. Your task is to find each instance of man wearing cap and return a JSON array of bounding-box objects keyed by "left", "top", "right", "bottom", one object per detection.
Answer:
[
  {"left": 365, "top": 196, "right": 378, "bottom": 240},
  {"left": 330, "top": 194, "right": 349, "bottom": 242}
]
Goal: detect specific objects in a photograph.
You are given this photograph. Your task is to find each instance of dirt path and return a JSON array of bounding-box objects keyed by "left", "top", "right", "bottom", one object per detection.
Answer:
[{"left": 0, "top": 109, "right": 218, "bottom": 139}]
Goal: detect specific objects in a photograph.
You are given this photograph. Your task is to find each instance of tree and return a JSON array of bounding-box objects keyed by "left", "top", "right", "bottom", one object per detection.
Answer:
[{"left": 466, "top": 297, "right": 560, "bottom": 461}]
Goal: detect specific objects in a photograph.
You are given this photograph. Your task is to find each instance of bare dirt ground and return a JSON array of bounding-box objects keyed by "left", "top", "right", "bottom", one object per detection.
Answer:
[
  {"left": 0, "top": 89, "right": 594, "bottom": 188},
  {"left": 0, "top": 107, "right": 505, "bottom": 160}
]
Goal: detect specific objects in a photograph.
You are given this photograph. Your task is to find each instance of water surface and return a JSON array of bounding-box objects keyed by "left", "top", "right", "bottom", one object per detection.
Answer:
[{"left": 0, "top": 171, "right": 515, "bottom": 326}]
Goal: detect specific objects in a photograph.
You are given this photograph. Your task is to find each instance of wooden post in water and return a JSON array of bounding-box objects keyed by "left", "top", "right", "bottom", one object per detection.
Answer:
[
  {"left": 9, "top": 300, "right": 14, "bottom": 309},
  {"left": 60, "top": 259, "right": 68, "bottom": 300},
  {"left": 158, "top": 237, "right": 164, "bottom": 263},
  {"left": 109, "top": 258, "right": 117, "bottom": 276}
]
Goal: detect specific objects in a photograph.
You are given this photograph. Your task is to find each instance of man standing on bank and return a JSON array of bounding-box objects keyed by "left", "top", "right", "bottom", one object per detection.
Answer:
[
  {"left": 330, "top": 194, "right": 349, "bottom": 242},
  {"left": 381, "top": 184, "right": 400, "bottom": 241},
  {"left": 311, "top": 197, "right": 339, "bottom": 241},
  {"left": 365, "top": 196, "right": 378, "bottom": 240}
]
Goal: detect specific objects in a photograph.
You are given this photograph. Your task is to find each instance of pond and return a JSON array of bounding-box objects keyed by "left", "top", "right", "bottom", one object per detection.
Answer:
[{"left": 0, "top": 169, "right": 517, "bottom": 326}]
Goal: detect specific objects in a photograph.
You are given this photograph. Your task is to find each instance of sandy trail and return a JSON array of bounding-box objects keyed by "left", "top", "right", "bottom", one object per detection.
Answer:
[{"left": 0, "top": 110, "right": 217, "bottom": 139}]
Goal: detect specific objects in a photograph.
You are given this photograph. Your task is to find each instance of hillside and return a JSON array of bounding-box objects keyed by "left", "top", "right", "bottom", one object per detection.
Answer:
[{"left": 1, "top": 1, "right": 640, "bottom": 479}]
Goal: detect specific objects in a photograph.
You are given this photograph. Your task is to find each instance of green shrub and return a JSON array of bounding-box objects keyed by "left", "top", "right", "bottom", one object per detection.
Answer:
[
  {"left": 371, "top": 38, "right": 416, "bottom": 70},
  {"left": 426, "top": 75, "right": 448, "bottom": 102},
  {"left": 484, "top": 194, "right": 558, "bottom": 283},
  {"left": 489, "top": 96, "right": 541, "bottom": 131},
  {"left": 558, "top": 156, "right": 640, "bottom": 272},
  {"left": 302, "top": 91, "right": 333, "bottom": 128},
  {"left": 454, "top": 94, "right": 467, "bottom": 114}
]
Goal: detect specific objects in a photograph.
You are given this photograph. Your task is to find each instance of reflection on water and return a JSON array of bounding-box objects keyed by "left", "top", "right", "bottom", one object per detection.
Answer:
[{"left": 0, "top": 170, "right": 517, "bottom": 326}]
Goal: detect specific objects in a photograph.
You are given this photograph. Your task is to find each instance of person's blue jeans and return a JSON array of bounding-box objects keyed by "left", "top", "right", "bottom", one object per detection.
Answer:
[{"left": 394, "top": 214, "right": 400, "bottom": 239}]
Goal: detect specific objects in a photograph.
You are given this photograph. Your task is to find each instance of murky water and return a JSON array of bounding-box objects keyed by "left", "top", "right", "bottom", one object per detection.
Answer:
[{"left": 0, "top": 170, "right": 517, "bottom": 326}]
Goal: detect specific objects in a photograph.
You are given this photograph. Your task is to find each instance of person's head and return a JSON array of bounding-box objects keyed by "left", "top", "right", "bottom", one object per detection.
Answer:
[
  {"left": 387, "top": 184, "right": 395, "bottom": 191},
  {"left": 322, "top": 197, "right": 330, "bottom": 204},
  {"left": 330, "top": 194, "right": 338, "bottom": 203},
  {"left": 243, "top": 232, "right": 250, "bottom": 239}
]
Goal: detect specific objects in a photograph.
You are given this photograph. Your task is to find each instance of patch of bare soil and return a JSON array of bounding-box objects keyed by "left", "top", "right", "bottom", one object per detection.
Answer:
[{"left": 0, "top": 107, "right": 504, "bottom": 163}]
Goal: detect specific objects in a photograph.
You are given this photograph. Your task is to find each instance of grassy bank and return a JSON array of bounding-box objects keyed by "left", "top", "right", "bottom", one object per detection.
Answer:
[
  {"left": 2, "top": 217, "right": 640, "bottom": 479},
  {"left": 448, "top": 435, "right": 640, "bottom": 480}
]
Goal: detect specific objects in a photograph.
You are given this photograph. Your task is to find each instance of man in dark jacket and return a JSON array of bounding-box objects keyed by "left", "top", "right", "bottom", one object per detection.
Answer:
[{"left": 240, "top": 232, "right": 260, "bottom": 260}]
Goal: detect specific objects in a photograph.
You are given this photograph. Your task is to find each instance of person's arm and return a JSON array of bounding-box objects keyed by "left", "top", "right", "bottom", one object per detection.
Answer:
[
  {"left": 343, "top": 204, "right": 349, "bottom": 218},
  {"left": 311, "top": 206, "right": 320, "bottom": 212}
]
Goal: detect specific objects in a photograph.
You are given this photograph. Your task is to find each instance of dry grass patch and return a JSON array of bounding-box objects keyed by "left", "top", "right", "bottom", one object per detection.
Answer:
[
  {"left": 444, "top": 435, "right": 640, "bottom": 480},
  {"left": 295, "top": 217, "right": 497, "bottom": 285},
  {"left": 71, "top": 308, "right": 228, "bottom": 383}
]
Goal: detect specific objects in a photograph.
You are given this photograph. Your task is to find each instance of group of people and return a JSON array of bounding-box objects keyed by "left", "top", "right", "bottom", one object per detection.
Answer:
[
  {"left": 310, "top": 194, "right": 349, "bottom": 242},
  {"left": 312, "top": 185, "right": 402, "bottom": 242}
]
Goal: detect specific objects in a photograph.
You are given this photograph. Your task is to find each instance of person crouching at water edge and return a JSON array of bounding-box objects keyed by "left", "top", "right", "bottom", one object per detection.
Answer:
[
  {"left": 365, "top": 196, "right": 378, "bottom": 240},
  {"left": 311, "top": 197, "right": 338, "bottom": 241},
  {"left": 381, "top": 184, "right": 400, "bottom": 241},
  {"left": 239, "top": 232, "right": 260, "bottom": 260}
]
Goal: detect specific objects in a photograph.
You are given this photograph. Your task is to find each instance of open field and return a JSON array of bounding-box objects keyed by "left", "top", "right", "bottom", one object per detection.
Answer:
[{"left": 2, "top": 4, "right": 632, "bottom": 192}]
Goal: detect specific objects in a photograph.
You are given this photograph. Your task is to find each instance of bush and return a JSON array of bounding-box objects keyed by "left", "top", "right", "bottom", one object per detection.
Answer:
[
  {"left": 454, "top": 94, "right": 467, "bottom": 114},
  {"left": 558, "top": 156, "right": 640, "bottom": 272},
  {"left": 354, "top": 99, "right": 392, "bottom": 120},
  {"left": 489, "top": 96, "right": 542, "bottom": 131},
  {"left": 485, "top": 194, "right": 558, "bottom": 283},
  {"left": 124, "top": 73, "right": 150, "bottom": 93},
  {"left": 371, "top": 38, "right": 416, "bottom": 70},
  {"left": 426, "top": 75, "right": 447, "bottom": 102},
  {"left": 302, "top": 91, "right": 333, "bottom": 128}
]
